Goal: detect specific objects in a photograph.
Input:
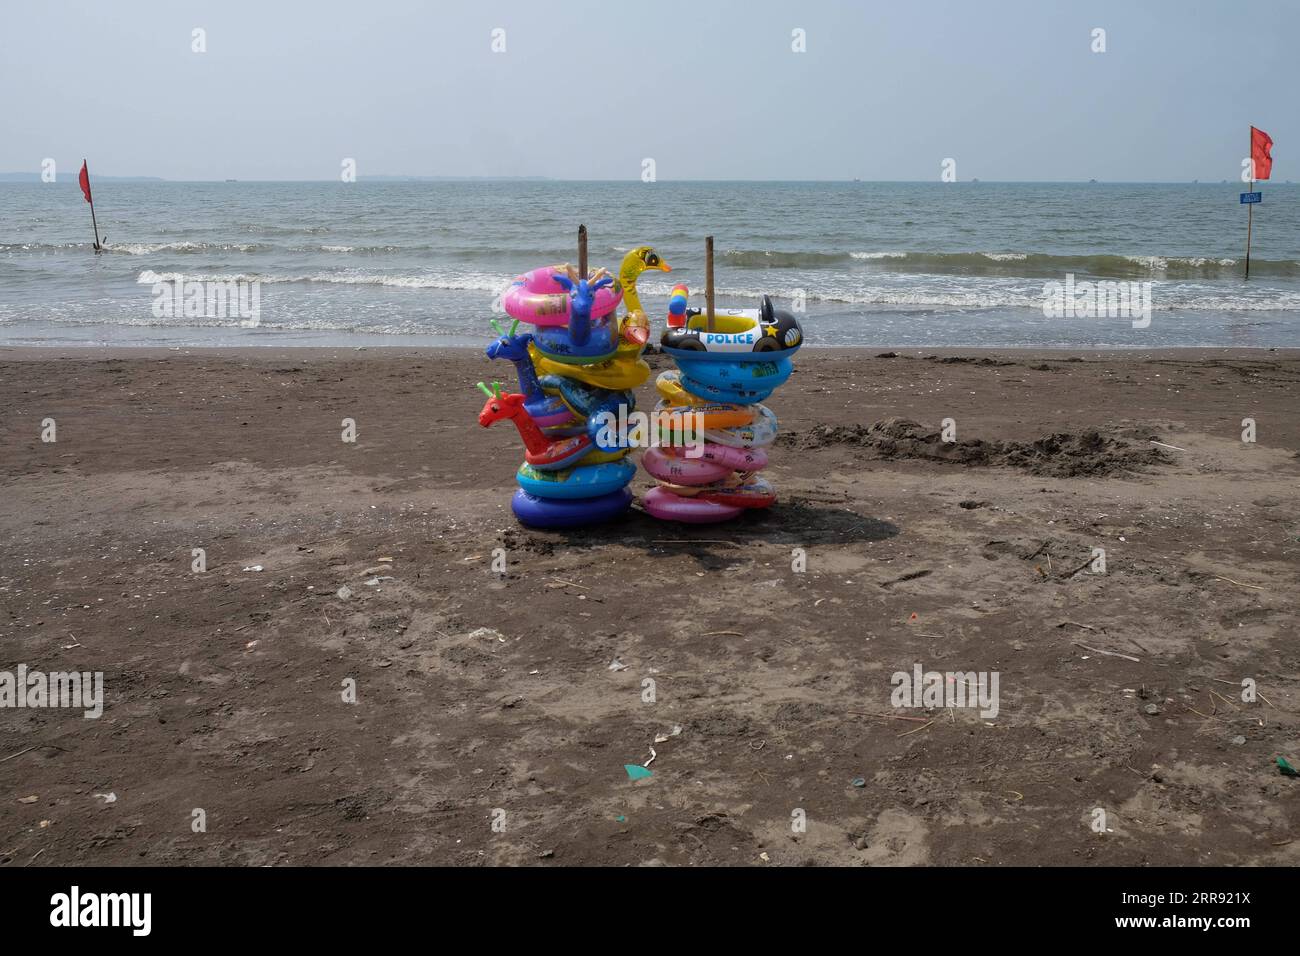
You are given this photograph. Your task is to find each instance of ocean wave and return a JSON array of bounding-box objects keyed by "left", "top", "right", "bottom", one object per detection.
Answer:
[
  {"left": 721, "top": 249, "right": 1300, "bottom": 278},
  {"left": 634, "top": 277, "right": 1300, "bottom": 312},
  {"left": 15, "top": 311, "right": 473, "bottom": 337},
  {"left": 129, "top": 269, "right": 1300, "bottom": 312},
  {"left": 312, "top": 244, "right": 408, "bottom": 255},
  {"left": 723, "top": 250, "right": 863, "bottom": 268},
  {"left": 136, "top": 269, "right": 509, "bottom": 292},
  {"left": 105, "top": 241, "right": 264, "bottom": 255},
  {"left": 0, "top": 242, "right": 88, "bottom": 252},
  {"left": 15, "top": 237, "right": 1297, "bottom": 282},
  {"left": 1, "top": 241, "right": 267, "bottom": 254},
  {"left": 237, "top": 224, "right": 331, "bottom": 236}
]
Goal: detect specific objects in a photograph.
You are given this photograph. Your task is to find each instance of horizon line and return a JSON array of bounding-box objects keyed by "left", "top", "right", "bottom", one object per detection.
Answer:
[{"left": 1, "top": 176, "right": 1290, "bottom": 185}]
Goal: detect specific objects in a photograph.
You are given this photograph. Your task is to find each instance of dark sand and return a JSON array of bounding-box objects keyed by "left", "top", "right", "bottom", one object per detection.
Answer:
[{"left": 1, "top": 346, "right": 1298, "bottom": 866}]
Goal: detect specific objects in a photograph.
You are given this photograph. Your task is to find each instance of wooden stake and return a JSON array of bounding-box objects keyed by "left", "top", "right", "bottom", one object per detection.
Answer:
[
  {"left": 578, "top": 224, "right": 588, "bottom": 279},
  {"left": 705, "top": 235, "right": 715, "bottom": 333}
]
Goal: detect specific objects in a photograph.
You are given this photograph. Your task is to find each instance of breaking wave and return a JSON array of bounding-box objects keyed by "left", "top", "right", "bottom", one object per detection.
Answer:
[
  {"left": 136, "top": 269, "right": 508, "bottom": 292},
  {"left": 721, "top": 249, "right": 1300, "bottom": 278},
  {"left": 131, "top": 269, "right": 1300, "bottom": 312}
]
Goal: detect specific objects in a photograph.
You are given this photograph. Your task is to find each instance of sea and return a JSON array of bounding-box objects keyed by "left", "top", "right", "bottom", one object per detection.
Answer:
[{"left": 2, "top": 180, "right": 1299, "bottom": 349}]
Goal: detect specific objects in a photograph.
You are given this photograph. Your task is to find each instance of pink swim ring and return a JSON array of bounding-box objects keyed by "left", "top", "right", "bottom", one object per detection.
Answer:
[{"left": 502, "top": 266, "right": 622, "bottom": 328}]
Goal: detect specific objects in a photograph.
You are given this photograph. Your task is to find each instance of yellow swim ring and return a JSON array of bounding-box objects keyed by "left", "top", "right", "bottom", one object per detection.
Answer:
[
  {"left": 576, "top": 446, "right": 631, "bottom": 466},
  {"left": 529, "top": 342, "right": 651, "bottom": 391}
]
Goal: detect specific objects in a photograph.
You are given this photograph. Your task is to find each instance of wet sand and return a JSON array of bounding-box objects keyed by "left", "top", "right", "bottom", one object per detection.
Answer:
[{"left": 1, "top": 346, "right": 1298, "bottom": 866}]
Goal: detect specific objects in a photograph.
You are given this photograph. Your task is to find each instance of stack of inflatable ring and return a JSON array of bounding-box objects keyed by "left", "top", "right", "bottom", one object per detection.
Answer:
[
  {"left": 486, "top": 264, "right": 648, "bottom": 529},
  {"left": 642, "top": 291, "right": 802, "bottom": 524}
]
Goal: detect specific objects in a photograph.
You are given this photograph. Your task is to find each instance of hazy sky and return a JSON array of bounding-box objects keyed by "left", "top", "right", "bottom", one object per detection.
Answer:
[{"left": 3, "top": 0, "right": 1295, "bottom": 181}]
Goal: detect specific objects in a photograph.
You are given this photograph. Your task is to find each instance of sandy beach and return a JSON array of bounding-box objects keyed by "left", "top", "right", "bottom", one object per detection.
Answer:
[{"left": 1, "top": 345, "right": 1297, "bottom": 867}]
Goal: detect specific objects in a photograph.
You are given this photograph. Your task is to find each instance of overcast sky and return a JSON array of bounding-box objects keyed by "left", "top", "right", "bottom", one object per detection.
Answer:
[{"left": 3, "top": 0, "right": 1295, "bottom": 182}]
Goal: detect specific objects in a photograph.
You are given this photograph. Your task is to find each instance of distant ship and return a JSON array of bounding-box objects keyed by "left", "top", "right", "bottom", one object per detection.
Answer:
[{"left": 225, "top": 179, "right": 237, "bottom": 183}]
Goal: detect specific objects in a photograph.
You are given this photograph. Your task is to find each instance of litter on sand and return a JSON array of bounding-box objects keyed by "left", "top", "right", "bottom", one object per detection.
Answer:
[
  {"left": 654, "top": 726, "right": 683, "bottom": 744},
  {"left": 624, "top": 764, "right": 653, "bottom": 781}
]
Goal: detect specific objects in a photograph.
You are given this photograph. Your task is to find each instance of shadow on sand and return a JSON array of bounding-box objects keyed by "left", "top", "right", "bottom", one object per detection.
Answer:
[{"left": 505, "top": 498, "right": 899, "bottom": 569}]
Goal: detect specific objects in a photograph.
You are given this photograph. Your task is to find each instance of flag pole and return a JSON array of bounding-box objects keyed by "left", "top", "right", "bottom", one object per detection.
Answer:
[
  {"left": 84, "top": 159, "right": 103, "bottom": 254},
  {"left": 1245, "top": 176, "right": 1253, "bottom": 281},
  {"left": 1245, "top": 128, "right": 1253, "bottom": 281},
  {"left": 705, "top": 235, "right": 715, "bottom": 333}
]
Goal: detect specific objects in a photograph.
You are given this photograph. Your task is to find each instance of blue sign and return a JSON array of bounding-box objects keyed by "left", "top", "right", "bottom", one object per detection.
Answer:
[{"left": 1241, "top": 192, "right": 1262, "bottom": 204}]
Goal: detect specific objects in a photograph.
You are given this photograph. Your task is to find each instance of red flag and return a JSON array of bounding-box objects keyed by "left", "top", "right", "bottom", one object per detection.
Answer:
[
  {"left": 1251, "top": 126, "right": 1273, "bottom": 181},
  {"left": 78, "top": 161, "right": 93, "bottom": 203}
]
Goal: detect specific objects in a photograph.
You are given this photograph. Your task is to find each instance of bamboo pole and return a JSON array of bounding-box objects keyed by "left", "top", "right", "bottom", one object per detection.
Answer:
[
  {"left": 578, "top": 224, "right": 588, "bottom": 279},
  {"left": 705, "top": 235, "right": 715, "bottom": 333}
]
